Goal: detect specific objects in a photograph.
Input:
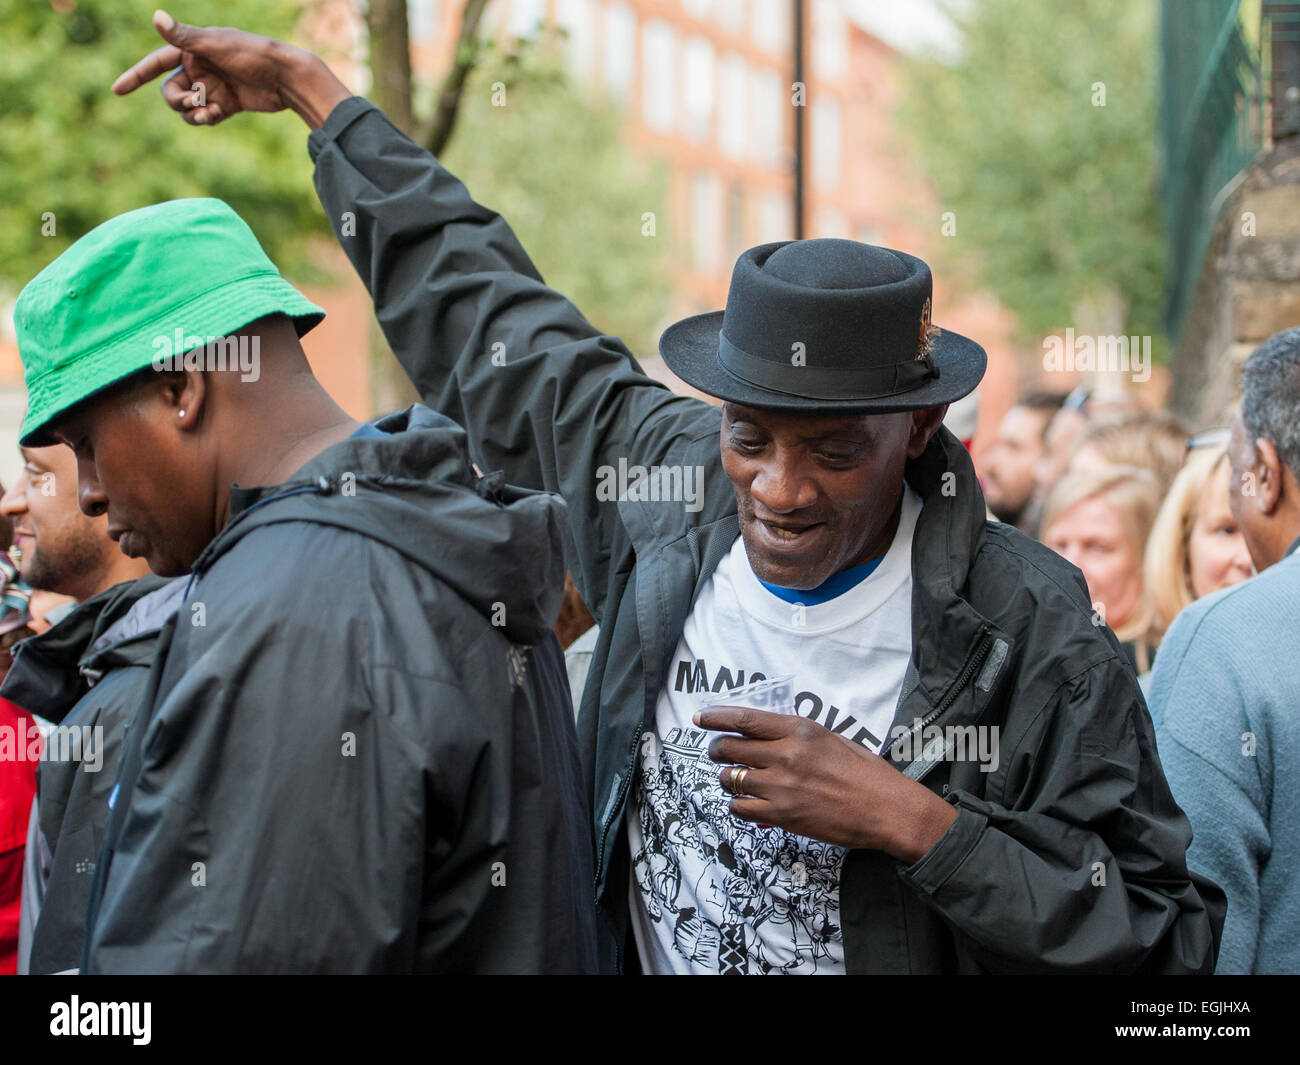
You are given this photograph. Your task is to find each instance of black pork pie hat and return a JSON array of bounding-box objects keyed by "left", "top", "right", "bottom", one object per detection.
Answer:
[{"left": 659, "top": 238, "right": 986, "bottom": 412}]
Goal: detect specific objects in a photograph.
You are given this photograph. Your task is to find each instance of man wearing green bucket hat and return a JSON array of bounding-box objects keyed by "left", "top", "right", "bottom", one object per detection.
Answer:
[{"left": 11, "top": 197, "right": 598, "bottom": 973}]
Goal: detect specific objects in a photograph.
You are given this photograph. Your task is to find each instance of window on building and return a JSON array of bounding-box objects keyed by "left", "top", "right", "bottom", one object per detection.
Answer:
[
  {"left": 604, "top": 3, "right": 637, "bottom": 102},
  {"left": 726, "top": 183, "right": 746, "bottom": 259},
  {"left": 856, "top": 222, "right": 887, "bottom": 247},
  {"left": 718, "top": 53, "right": 748, "bottom": 159},
  {"left": 506, "top": 0, "right": 546, "bottom": 38},
  {"left": 812, "top": 96, "right": 842, "bottom": 191},
  {"left": 718, "top": 0, "right": 747, "bottom": 32},
  {"left": 692, "top": 171, "right": 725, "bottom": 271},
  {"left": 756, "top": 190, "right": 794, "bottom": 242},
  {"left": 751, "top": 67, "right": 786, "bottom": 167},
  {"left": 812, "top": 0, "right": 847, "bottom": 81},
  {"left": 752, "top": 0, "right": 789, "bottom": 53},
  {"left": 682, "top": 36, "right": 716, "bottom": 142},
  {"left": 642, "top": 20, "right": 679, "bottom": 132},
  {"left": 812, "top": 207, "right": 848, "bottom": 238},
  {"left": 557, "top": 0, "right": 596, "bottom": 81}
]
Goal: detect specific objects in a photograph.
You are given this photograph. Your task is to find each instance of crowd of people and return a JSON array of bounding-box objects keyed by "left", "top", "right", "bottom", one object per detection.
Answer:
[
  {"left": 978, "top": 393, "right": 1254, "bottom": 678},
  {"left": 973, "top": 365, "right": 1297, "bottom": 973},
  {"left": 0, "top": 12, "right": 1293, "bottom": 976}
]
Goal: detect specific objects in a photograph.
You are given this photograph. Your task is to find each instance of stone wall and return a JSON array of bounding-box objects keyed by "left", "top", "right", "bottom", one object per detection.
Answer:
[{"left": 1171, "top": 137, "right": 1300, "bottom": 428}]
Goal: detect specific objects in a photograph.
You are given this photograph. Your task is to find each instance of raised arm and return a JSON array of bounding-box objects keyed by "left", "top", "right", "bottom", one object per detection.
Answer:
[
  {"left": 305, "top": 94, "right": 717, "bottom": 520},
  {"left": 114, "top": 13, "right": 726, "bottom": 618}
]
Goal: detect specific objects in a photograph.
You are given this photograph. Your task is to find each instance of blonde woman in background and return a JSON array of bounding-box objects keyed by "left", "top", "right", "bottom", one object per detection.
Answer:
[
  {"left": 1145, "top": 442, "right": 1254, "bottom": 645},
  {"left": 1043, "top": 465, "right": 1163, "bottom": 673},
  {"left": 1069, "top": 412, "right": 1189, "bottom": 499}
]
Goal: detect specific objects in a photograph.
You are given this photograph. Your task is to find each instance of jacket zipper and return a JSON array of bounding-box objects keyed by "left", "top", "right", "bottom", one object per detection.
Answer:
[
  {"left": 599, "top": 728, "right": 642, "bottom": 873},
  {"left": 601, "top": 726, "right": 643, "bottom": 974},
  {"left": 881, "top": 629, "right": 994, "bottom": 763}
]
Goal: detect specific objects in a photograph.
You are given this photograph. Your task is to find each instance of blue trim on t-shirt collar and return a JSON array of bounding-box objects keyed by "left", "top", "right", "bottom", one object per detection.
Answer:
[{"left": 757, "top": 554, "right": 885, "bottom": 606}]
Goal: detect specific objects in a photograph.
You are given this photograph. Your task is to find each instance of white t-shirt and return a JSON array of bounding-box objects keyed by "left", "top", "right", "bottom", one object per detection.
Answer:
[{"left": 626, "top": 489, "right": 921, "bottom": 974}]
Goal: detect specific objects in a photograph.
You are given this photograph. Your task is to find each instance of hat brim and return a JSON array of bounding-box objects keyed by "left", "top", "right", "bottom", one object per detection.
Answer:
[
  {"left": 20, "top": 277, "right": 324, "bottom": 448},
  {"left": 659, "top": 310, "right": 986, "bottom": 414}
]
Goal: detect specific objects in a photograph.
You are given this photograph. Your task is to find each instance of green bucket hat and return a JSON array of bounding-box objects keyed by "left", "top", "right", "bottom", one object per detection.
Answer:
[{"left": 14, "top": 197, "right": 325, "bottom": 447}]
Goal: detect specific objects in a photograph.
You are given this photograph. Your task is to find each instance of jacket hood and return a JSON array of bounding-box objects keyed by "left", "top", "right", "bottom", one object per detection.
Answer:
[
  {"left": 192, "top": 404, "right": 570, "bottom": 645},
  {"left": 0, "top": 574, "right": 182, "bottom": 723},
  {"left": 905, "top": 424, "right": 989, "bottom": 600},
  {"left": 899, "top": 425, "right": 1002, "bottom": 693}
]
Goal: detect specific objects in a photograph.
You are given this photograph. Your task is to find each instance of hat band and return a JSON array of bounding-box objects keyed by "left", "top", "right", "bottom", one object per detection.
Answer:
[{"left": 717, "top": 331, "right": 939, "bottom": 401}]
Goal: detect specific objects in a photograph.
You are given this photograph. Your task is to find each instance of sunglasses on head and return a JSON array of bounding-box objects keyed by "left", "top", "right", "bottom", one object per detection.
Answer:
[{"left": 1186, "top": 427, "right": 1231, "bottom": 451}]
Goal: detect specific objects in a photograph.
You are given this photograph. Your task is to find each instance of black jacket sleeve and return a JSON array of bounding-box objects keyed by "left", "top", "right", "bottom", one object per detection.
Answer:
[
  {"left": 308, "top": 97, "right": 721, "bottom": 620},
  {"left": 899, "top": 658, "right": 1225, "bottom": 974}
]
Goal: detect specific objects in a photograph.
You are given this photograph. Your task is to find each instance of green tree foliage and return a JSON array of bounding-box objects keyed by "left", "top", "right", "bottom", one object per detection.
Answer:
[
  {"left": 438, "top": 38, "right": 672, "bottom": 363},
  {"left": 0, "top": 3, "right": 671, "bottom": 392},
  {"left": 0, "top": 0, "right": 325, "bottom": 291},
  {"left": 899, "top": 0, "right": 1164, "bottom": 344}
]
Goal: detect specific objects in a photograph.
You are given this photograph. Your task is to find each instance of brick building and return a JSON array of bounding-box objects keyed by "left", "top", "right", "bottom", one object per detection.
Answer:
[{"left": 0, "top": 0, "right": 1020, "bottom": 487}]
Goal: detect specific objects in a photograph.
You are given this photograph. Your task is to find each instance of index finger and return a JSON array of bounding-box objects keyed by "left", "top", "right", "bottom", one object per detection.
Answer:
[
  {"left": 692, "top": 706, "right": 795, "bottom": 740},
  {"left": 112, "top": 43, "right": 183, "bottom": 95}
]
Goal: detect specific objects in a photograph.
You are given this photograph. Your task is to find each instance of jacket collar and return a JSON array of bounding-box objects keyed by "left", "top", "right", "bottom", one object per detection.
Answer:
[
  {"left": 885, "top": 426, "right": 1010, "bottom": 761},
  {"left": 189, "top": 404, "right": 569, "bottom": 647},
  {"left": 81, "top": 577, "right": 187, "bottom": 678},
  {"left": 0, "top": 574, "right": 180, "bottom": 723},
  {"left": 910, "top": 426, "right": 986, "bottom": 581},
  {"left": 221, "top": 405, "right": 479, "bottom": 521}
]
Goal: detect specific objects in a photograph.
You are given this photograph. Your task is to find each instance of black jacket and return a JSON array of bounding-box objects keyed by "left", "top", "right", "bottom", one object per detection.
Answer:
[
  {"left": 308, "top": 97, "right": 1224, "bottom": 973},
  {"left": 2, "top": 574, "right": 181, "bottom": 974},
  {"left": 82, "top": 407, "right": 598, "bottom": 973}
]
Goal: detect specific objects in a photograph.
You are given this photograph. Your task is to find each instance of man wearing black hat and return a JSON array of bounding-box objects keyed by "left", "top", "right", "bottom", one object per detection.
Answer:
[{"left": 116, "top": 15, "right": 1224, "bottom": 974}]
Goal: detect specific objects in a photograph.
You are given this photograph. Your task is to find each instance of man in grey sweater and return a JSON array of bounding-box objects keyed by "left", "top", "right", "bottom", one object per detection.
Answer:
[{"left": 1148, "top": 326, "right": 1300, "bottom": 974}]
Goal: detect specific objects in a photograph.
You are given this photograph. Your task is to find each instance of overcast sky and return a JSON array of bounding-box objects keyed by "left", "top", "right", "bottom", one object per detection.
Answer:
[{"left": 845, "top": 0, "right": 967, "bottom": 59}]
